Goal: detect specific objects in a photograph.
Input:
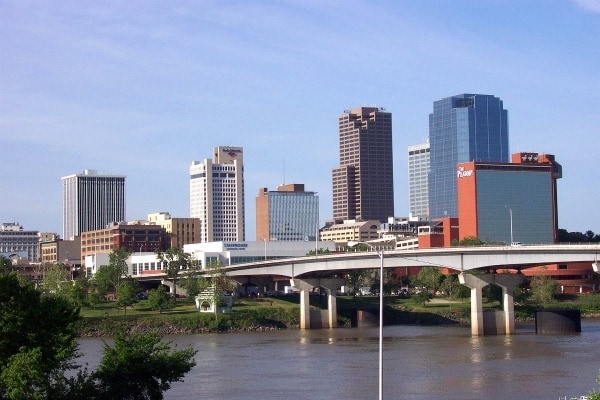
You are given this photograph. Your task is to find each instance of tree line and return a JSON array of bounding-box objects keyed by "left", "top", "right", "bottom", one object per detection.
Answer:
[{"left": 558, "top": 229, "right": 600, "bottom": 243}]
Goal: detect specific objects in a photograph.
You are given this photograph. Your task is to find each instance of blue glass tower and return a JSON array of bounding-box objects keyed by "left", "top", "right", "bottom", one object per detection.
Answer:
[{"left": 428, "top": 94, "right": 509, "bottom": 219}]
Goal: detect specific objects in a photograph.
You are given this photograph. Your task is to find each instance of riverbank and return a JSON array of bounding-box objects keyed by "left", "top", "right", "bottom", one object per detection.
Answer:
[
  {"left": 76, "top": 296, "right": 471, "bottom": 337},
  {"left": 76, "top": 294, "right": 600, "bottom": 337}
]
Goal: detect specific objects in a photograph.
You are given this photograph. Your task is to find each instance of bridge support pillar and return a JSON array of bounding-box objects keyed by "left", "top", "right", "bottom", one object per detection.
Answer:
[
  {"left": 290, "top": 278, "right": 345, "bottom": 330},
  {"left": 459, "top": 273, "right": 494, "bottom": 336},
  {"left": 494, "top": 274, "right": 524, "bottom": 334},
  {"left": 299, "top": 289, "right": 311, "bottom": 330},
  {"left": 459, "top": 273, "right": 523, "bottom": 336},
  {"left": 328, "top": 289, "right": 337, "bottom": 329}
]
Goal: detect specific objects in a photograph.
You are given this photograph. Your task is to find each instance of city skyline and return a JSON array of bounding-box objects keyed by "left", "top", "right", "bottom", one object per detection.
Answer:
[{"left": 2, "top": 1, "right": 599, "bottom": 238}]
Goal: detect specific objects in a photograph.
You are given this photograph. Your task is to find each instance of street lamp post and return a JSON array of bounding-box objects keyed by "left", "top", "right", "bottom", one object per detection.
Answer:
[
  {"left": 506, "top": 206, "right": 513, "bottom": 244},
  {"left": 349, "top": 241, "right": 384, "bottom": 400}
]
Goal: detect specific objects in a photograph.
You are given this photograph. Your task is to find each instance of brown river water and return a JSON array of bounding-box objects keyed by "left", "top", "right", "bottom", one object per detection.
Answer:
[{"left": 77, "top": 319, "right": 600, "bottom": 400}]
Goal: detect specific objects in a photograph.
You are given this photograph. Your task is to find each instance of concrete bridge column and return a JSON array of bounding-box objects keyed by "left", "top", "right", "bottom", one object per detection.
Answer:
[
  {"left": 327, "top": 290, "right": 337, "bottom": 329},
  {"left": 299, "top": 289, "right": 311, "bottom": 330},
  {"left": 290, "top": 278, "right": 345, "bottom": 330},
  {"left": 458, "top": 273, "right": 494, "bottom": 336},
  {"left": 494, "top": 274, "right": 524, "bottom": 335},
  {"left": 290, "top": 279, "right": 313, "bottom": 330}
]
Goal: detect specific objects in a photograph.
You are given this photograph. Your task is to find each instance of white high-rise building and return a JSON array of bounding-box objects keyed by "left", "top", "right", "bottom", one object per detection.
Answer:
[
  {"left": 62, "top": 170, "right": 126, "bottom": 240},
  {"left": 190, "top": 146, "right": 245, "bottom": 242},
  {"left": 408, "top": 141, "right": 430, "bottom": 220}
]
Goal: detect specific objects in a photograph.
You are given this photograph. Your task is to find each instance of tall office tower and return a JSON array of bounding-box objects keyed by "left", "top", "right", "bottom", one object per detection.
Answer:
[
  {"left": 332, "top": 107, "right": 394, "bottom": 222},
  {"left": 256, "top": 183, "right": 319, "bottom": 242},
  {"left": 62, "top": 170, "right": 126, "bottom": 240},
  {"left": 428, "top": 94, "right": 508, "bottom": 219},
  {"left": 190, "top": 146, "right": 245, "bottom": 242},
  {"left": 408, "top": 141, "right": 430, "bottom": 220},
  {"left": 457, "top": 152, "right": 562, "bottom": 244}
]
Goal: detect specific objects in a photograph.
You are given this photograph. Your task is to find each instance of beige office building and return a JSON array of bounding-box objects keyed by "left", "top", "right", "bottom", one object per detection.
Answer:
[
  {"left": 147, "top": 212, "right": 200, "bottom": 249},
  {"left": 319, "top": 220, "right": 381, "bottom": 249}
]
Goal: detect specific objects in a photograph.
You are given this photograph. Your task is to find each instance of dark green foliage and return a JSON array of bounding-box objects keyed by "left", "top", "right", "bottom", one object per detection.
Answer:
[
  {"left": 147, "top": 286, "right": 174, "bottom": 313},
  {"left": 529, "top": 273, "right": 558, "bottom": 307},
  {"left": 413, "top": 267, "right": 443, "bottom": 294},
  {"left": 483, "top": 284, "right": 503, "bottom": 304},
  {"left": 0, "top": 271, "right": 196, "bottom": 400},
  {"left": 451, "top": 236, "right": 486, "bottom": 246},
  {"left": 92, "top": 331, "right": 196, "bottom": 400},
  {"left": 558, "top": 228, "right": 600, "bottom": 243},
  {"left": 116, "top": 280, "right": 138, "bottom": 314},
  {"left": 413, "top": 290, "right": 432, "bottom": 306},
  {"left": 0, "top": 272, "right": 80, "bottom": 399},
  {"left": 155, "top": 247, "right": 194, "bottom": 299},
  {"left": 0, "top": 256, "right": 11, "bottom": 274},
  {"left": 441, "top": 274, "right": 470, "bottom": 300},
  {"left": 92, "top": 249, "right": 131, "bottom": 294}
]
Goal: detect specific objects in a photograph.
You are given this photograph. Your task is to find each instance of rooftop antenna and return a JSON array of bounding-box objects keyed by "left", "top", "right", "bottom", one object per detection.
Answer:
[{"left": 282, "top": 159, "right": 285, "bottom": 185}]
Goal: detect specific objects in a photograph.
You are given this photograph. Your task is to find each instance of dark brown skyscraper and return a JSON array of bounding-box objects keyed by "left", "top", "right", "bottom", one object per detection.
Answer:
[{"left": 332, "top": 107, "right": 394, "bottom": 222}]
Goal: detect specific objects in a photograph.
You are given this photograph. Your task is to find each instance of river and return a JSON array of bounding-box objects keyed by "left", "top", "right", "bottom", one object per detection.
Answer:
[{"left": 77, "top": 320, "right": 600, "bottom": 400}]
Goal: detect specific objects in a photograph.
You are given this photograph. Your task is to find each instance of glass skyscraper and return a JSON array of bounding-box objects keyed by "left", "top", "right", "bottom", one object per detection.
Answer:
[{"left": 428, "top": 94, "right": 508, "bottom": 219}]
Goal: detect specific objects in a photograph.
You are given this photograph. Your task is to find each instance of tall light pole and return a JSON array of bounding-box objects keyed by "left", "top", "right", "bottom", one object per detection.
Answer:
[
  {"left": 348, "top": 241, "right": 384, "bottom": 400},
  {"left": 505, "top": 206, "right": 514, "bottom": 244}
]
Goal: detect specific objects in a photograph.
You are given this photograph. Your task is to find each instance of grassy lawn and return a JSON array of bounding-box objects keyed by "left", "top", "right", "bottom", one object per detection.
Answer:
[{"left": 79, "top": 295, "right": 301, "bottom": 319}]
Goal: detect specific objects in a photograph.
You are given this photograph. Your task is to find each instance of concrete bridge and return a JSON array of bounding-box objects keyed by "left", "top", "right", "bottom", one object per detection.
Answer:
[{"left": 221, "top": 244, "right": 600, "bottom": 335}]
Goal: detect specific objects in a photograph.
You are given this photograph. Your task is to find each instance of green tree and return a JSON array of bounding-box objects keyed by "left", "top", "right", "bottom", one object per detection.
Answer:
[
  {"left": 529, "top": 270, "right": 558, "bottom": 307},
  {"left": 482, "top": 284, "right": 503, "bottom": 304},
  {"left": 452, "top": 236, "right": 485, "bottom": 246},
  {"left": 306, "top": 248, "right": 332, "bottom": 256},
  {"left": 440, "top": 273, "right": 469, "bottom": 300},
  {"left": 67, "top": 276, "right": 89, "bottom": 307},
  {"left": 383, "top": 269, "right": 402, "bottom": 295},
  {"left": 41, "top": 263, "right": 71, "bottom": 296},
  {"left": 346, "top": 271, "right": 369, "bottom": 298},
  {"left": 413, "top": 290, "right": 432, "bottom": 306},
  {"left": 156, "top": 247, "right": 193, "bottom": 300},
  {"left": 413, "top": 267, "right": 443, "bottom": 295},
  {"left": 0, "top": 347, "right": 48, "bottom": 400},
  {"left": 0, "top": 255, "right": 11, "bottom": 274},
  {"left": 116, "top": 280, "right": 137, "bottom": 315},
  {"left": 92, "top": 331, "right": 196, "bottom": 400},
  {"left": 178, "top": 269, "right": 206, "bottom": 298},
  {"left": 0, "top": 272, "right": 80, "bottom": 399},
  {"left": 587, "top": 369, "right": 600, "bottom": 400},
  {"left": 0, "top": 271, "right": 196, "bottom": 400},
  {"left": 92, "top": 249, "right": 131, "bottom": 295},
  {"left": 147, "top": 286, "right": 173, "bottom": 314}
]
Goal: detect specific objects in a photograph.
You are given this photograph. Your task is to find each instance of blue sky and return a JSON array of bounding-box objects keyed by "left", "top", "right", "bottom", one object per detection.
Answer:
[{"left": 1, "top": 0, "right": 599, "bottom": 239}]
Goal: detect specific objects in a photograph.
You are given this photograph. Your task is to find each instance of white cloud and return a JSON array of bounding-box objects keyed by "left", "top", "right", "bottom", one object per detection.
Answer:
[{"left": 572, "top": 0, "right": 600, "bottom": 13}]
